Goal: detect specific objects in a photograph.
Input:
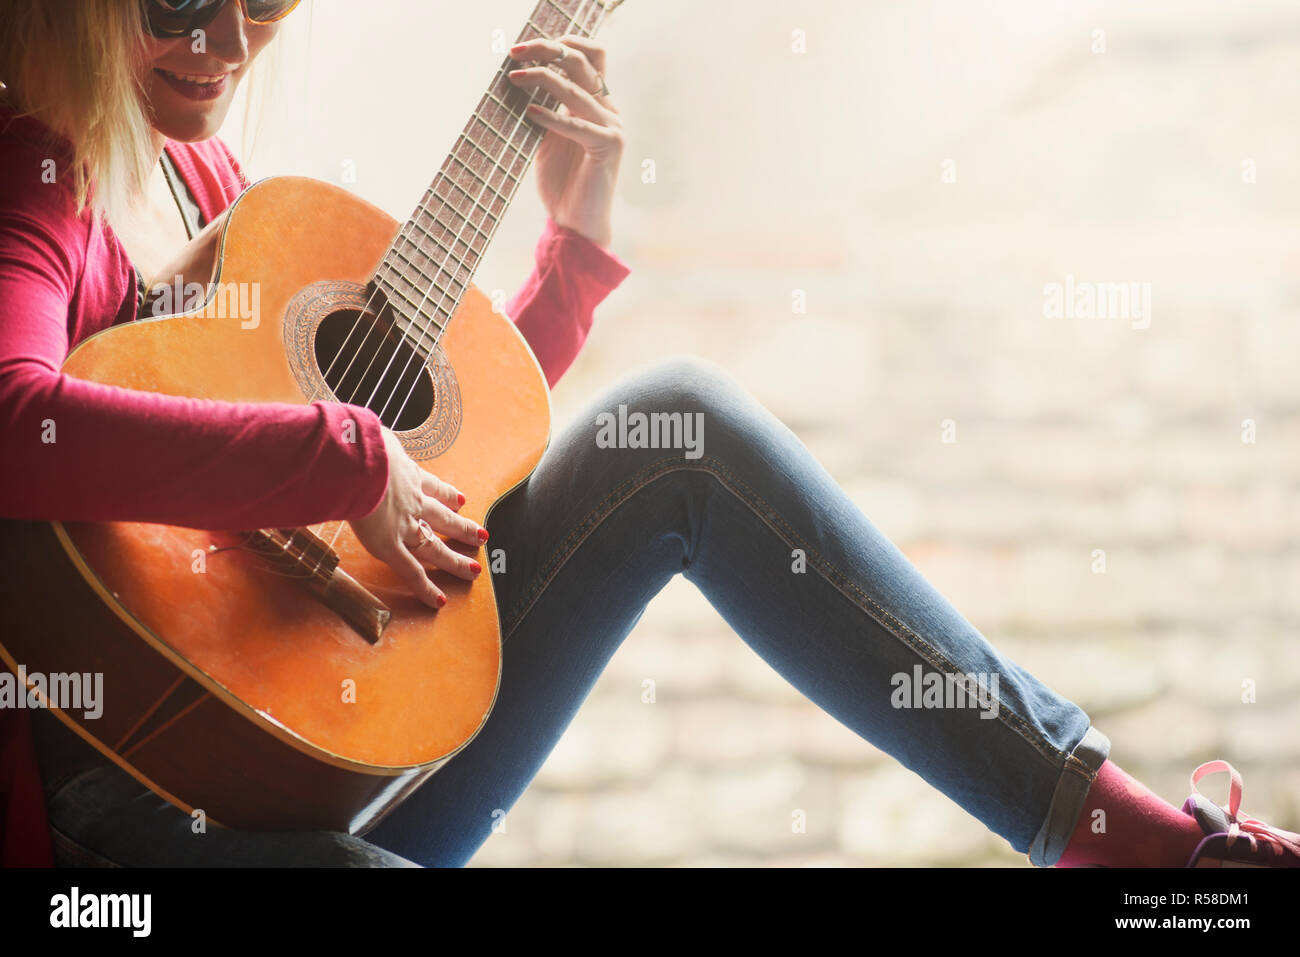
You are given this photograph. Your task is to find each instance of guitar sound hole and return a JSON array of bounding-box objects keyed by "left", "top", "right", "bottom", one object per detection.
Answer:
[{"left": 313, "top": 308, "right": 435, "bottom": 431}]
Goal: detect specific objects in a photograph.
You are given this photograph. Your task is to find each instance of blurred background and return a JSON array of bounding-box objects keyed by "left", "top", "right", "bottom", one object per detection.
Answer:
[{"left": 226, "top": 0, "right": 1300, "bottom": 865}]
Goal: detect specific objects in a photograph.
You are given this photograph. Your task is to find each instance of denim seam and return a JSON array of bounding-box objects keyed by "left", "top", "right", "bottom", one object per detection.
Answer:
[
  {"left": 501, "top": 455, "right": 688, "bottom": 640},
  {"left": 49, "top": 824, "right": 123, "bottom": 868},
  {"left": 500, "top": 454, "right": 1073, "bottom": 771}
]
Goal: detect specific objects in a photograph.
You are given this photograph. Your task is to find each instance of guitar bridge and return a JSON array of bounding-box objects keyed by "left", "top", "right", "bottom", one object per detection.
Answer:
[{"left": 239, "top": 527, "right": 391, "bottom": 644}]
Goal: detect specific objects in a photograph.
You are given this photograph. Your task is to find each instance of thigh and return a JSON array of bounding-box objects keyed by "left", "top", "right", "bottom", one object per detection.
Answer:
[{"left": 45, "top": 763, "right": 419, "bottom": 867}]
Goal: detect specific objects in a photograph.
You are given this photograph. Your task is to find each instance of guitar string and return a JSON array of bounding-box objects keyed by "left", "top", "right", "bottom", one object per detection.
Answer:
[
  {"left": 251, "top": 3, "right": 609, "bottom": 588},
  {"left": 379, "top": 0, "right": 610, "bottom": 428},
  {"left": 314, "top": 0, "right": 606, "bottom": 413},
  {"left": 356, "top": 0, "right": 603, "bottom": 421},
  {"left": 305, "top": 0, "right": 609, "bottom": 575},
  {"left": 330, "top": 0, "right": 603, "bottom": 421},
  {"left": 306, "top": 3, "right": 593, "bottom": 415},
  {"left": 296, "top": 0, "right": 599, "bottom": 573}
]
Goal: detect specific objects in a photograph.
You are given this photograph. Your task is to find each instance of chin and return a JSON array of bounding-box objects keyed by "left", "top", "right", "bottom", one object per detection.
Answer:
[
  {"left": 145, "top": 85, "right": 236, "bottom": 143},
  {"left": 156, "top": 112, "right": 227, "bottom": 143}
]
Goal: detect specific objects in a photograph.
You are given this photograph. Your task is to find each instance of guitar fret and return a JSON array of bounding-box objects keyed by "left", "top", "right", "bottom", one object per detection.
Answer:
[
  {"left": 382, "top": 250, "right": 463, "bottom": 311},
  {"left": 430, "top": 177, "right": 502, "bottom": 227},
  {"left": 479, "top": 95, "right": 522, "bottom": 134},
  {"left": 405, "top": 209, "right": 485, "bottom": 262},
  {"left": 376, "top": 271, "right": 452, "bottom": 329},
  {"left": 372, "top": 0, "right": 614, "bottom": 340},
  {"left": 483, "top": 91, "right": 516, "bottom": 115},
  {"left": 462, "top": 123, "right": 532, "bottom": 173},
  {"left": 380, "top": 251, "right": 460, "bottom": 306},
  {"left": 540, "top": 0, "right": 567, "bottom": 24},
  {"left": 437, "top": 188, "right": 501, "bottom": 223},
  {"left": 412, "top": 200, "right": 493, "bottom": 255},
  {"left": 479, "top": 89, "right": 561, "bottom": 142},
  {"left": 431, "top": 166, "right": 501, "bottom": 223},
  {"left": 465, "top": 119, "right": 530, "bottom": 171},
  {"left": 387, "top": 234, "right": 471, "bottom": 295},
  {"left": 444, "top": 150, "right": 500, "bottom": 195},
  {"left": 396, "top": 228, "right": 480, "bottom": 282},
  {"left": 379, "top": 243, "right": 463, "bottom": 303},
  {"left": 384, "top": 225, "right": 468, "bottom": 278},
  {"left": 445, "top": 141, "right": 516, "bottom": 207},
  {"left": 390, "top": 316, "right": 444, "bottom": 360},
  {"left": 524, "top": 17, "right": 553, "bottom": 39},
  {"left": 426, "top": 199, "right": 496, "bottom": 244},
  {"left": 540, "top": 0, "right": 592, "bottom": 35},
  {"left": 473, "top": 96, "right": 539, "bottom": 150},
  {"left": 390, "top": 224, "right": 458, "bottom": 272},
  {"left": 407, "top": 196, "right": 488, "bottom": 255}
]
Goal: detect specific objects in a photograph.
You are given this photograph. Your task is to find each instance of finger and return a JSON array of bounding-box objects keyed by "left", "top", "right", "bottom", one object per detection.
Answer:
[
  {"left": 508, "top": 35, "right": 605, "bottom": 73},
  {"left": 523, "top": 104, "right": 624, "bottom": 154},
  {"left": 386, "top": 541, "right": 447, "bottom": 609},
  {"left": 507, "top": 36, "right": 571, "bottom": 64},
  {"left": 508, "top": 65, "right": 609, "bottom": 124},
  {"left": 422, "top": 499, "right": 487, "bottom": 549},
  {"left": 410, "top": 536, "right": 482, "bottom": 582},
  {"left": 553, "top": 36, "right": 603, "bottom": 71},
  {"left": 420, "top": 471, "right": 465, "bottom": 511},
  {"left": 509, "top": 36, "right": 605, "bottom": 101},
  {"left": 553, "top": 37, "right": 613, "bottom": 109},
  {"left": 554, "top": 36, "right": 607, "bottom": 76}
]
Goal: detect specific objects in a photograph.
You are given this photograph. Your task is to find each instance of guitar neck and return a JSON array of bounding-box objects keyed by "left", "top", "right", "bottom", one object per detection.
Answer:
[{"left": 373, "top": 0, "right": 621, "bottom": 345}]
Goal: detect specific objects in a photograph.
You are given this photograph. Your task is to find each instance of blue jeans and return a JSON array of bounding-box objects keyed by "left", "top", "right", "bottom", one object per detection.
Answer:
[{"left": 43, "top": 358, "right": 1109, "bottom": 867}]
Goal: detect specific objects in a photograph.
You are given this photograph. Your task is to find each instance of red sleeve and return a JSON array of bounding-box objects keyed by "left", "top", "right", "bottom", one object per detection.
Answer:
[
  {"left": 0, "top": 147, "right": 389, "bottom": 531},
  {"left": 505, "top": 217, "right": 631, "bottom": 388},
  {"left": 164, "top": 135, "right": 248, "bottom": 223}
]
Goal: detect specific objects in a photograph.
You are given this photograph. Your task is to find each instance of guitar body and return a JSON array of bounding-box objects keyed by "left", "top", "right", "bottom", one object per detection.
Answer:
[{"left": 0, "top": 176, "right": 550, "bottom": 833}]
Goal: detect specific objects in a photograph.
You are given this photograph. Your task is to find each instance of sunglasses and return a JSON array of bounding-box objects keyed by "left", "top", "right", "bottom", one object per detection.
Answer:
[{"left": 143, "top": 0, "right": 302, "bottom": 38}]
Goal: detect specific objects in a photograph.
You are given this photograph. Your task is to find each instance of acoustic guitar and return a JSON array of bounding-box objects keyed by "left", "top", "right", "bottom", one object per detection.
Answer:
[{"left": 0, "top": 0, "right": 624, "bottom": 834}]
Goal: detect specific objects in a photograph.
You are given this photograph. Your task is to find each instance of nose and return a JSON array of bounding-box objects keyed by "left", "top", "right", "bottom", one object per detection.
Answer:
[{"left": 201, "top": 0, "right": 250, "bottom": 67}]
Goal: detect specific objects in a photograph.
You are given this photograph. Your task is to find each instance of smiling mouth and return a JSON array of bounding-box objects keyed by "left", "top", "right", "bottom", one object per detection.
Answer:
[
  {"left": 155, "top": 69, "right": 230, "bottom": 85},
  {"left": 153, "top": 67, "right": 232, "bottom": 102}
]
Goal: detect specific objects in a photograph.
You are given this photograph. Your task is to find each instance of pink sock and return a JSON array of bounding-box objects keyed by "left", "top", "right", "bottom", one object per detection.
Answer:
[{"left": 1055, "top": 759, "right": 1205, "bottom": 867}]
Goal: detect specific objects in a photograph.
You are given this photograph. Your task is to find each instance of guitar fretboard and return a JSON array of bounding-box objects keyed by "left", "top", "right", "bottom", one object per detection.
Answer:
[{"left": 373, "top": 0, "right": 620, "bottom": 354}]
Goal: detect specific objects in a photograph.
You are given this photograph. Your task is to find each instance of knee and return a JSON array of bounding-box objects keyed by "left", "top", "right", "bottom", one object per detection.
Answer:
[
  {"left": 623, "top": 356, "right": 747, "bottom": 416},
  {"left": 602, "top": 356, "right": 766, "bottom": 463}
]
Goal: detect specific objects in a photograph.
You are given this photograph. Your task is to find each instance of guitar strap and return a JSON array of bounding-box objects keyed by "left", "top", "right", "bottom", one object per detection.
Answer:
[
  {"left": 135, "top": 149, "right": 203, "bottom": 316},
  {"left": 158, "top": 148, "right": 203, "bottom": 241}
]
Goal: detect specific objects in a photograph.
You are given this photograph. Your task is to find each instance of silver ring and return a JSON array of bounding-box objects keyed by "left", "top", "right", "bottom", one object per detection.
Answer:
[
  {"left": 410, "top": 518, "right": 436, "bottom": 551},
  {"left": 592, "top": 73, "right": 610, "bottom": 97},
  {"left": 554, "top": 45, "right": 569, "bottom": 64}
]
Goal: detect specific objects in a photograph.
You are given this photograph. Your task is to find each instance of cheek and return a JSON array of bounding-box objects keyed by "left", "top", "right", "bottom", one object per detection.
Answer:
[
  {"left": 143, "top": 36, "right": 187, "bottom": 69},
  {"left": 247, "top": 23, "right": 281, "bottom": 61}
]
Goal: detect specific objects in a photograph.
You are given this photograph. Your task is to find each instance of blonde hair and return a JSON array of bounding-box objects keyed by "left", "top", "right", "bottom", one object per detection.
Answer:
[
  {"left": 0, "top": 0, "right": 152, "bottom": 224},
  {"left": 0, "top": 0, "right": 279, "bottom": 226}
]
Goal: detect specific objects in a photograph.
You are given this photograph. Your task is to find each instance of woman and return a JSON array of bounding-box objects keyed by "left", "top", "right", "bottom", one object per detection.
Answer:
[{"left": 0, "top": 0, "right": 1293, "bottom": 868}]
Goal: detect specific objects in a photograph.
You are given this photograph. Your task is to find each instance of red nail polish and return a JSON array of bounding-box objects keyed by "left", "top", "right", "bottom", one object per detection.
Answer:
[
  {"left": 435, "top": 594, "right": 447, "bottom": 608},
  {"left": 469, "top": 560, "right": 482, "bottom": 574},
  {"left": 457, "top": 492, "right": 466, "bottom": 507},
  {"left": 477, "top": 528, "right": 490, "bottom": 543}
]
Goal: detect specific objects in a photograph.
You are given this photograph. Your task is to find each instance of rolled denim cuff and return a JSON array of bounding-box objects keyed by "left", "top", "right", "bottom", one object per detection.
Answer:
[{"left": 1027, "top": 725, "right": 1111, "bottom": 867}]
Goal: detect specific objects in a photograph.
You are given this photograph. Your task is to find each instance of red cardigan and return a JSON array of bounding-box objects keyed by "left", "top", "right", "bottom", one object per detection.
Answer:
[{"left": 0, "top": 106, "right": 630, "bottom": 865}]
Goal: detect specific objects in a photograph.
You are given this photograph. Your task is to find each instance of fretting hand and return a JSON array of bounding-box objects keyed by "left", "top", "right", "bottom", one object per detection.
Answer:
[{"left": 507, "top": 35, "right": 624, "bottom": 249}]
